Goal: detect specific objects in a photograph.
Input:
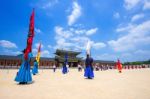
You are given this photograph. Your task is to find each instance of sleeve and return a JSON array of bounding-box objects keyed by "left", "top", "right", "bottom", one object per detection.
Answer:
[{"left": 28, "top": 52, "right": 33, "bottom": 61}]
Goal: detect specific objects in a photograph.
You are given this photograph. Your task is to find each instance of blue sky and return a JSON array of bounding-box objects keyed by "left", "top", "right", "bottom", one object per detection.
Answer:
[{"left": 0, "top": 0, "right": 150, "bottom": 62}]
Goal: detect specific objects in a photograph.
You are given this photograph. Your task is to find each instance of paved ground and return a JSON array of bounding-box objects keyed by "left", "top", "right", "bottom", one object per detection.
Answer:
[{"left": 0, "top": 68, "right": 150, "bottom": 99}]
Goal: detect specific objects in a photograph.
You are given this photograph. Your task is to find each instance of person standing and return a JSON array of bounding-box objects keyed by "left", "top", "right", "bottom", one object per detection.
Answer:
[
  {"left": 116, "top": 59, "right": 122, "bottom": 73},
  {"left": 32, "top": 60, "right": 38, "bottom": 75},
  {"left": 32, "top": 43, "right": 41, "bottom": 75},
  {"left": 53, "top": 63, "right": 56, "bottom": 72},
  {"left": 84, "top": 41, "right": 94, "bottom": 79},
  {"left": 78, "top": 63, "right": 82, "bottom": 72},
  {"left": 95, "top": 65, "right": 99, "bottom": 71},
  {"left": 62, "top": 62, "right": 68, "bottom": 74},
  {"left": 15, "top": 50, "right": 33, "bottom": 84},
  {"left": 62, "top": 53, "right": 68, "bottom": 74},
  {"left": 84, "top": 54, "right": 94, "bottom": 79},
  {"left": 15, "top": 9, "right": 35, "bottom": 84}
]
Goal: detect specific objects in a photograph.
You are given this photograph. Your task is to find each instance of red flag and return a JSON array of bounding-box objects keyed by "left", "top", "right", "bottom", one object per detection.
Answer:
[
  {"left": 24, "top": 9, "right": 35, "bottom": 60},
  {"left": 29, "top": 9, "right": 35, "bottom": 37}
]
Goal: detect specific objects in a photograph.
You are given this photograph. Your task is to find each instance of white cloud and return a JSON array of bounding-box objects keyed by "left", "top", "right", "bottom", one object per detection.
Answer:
[
  {"left": 113, "top": 12, "right": 120, "bottom": 19},
  {"left": 134, "top": 49, "right": 150, "bottom": 55},
  {"left": 33, "top": 48, "right": 50, "bottom": 57},
  {"left": 71, "top": 36, "right": 89, "bottom": 42},
  {"left": 124, "top": 0, "right": 141, "bottom": 10},
  {"left": 42, "top": 0, "right": 58, "bottom": 9},
  {"left": 124, "top": 0, "right": 150, "bottom": 10},
  {"left": 68, "top": 1, "right": 81, "bottom": 26},
  {"left": 133, "top": 50, "right": 150, "bottom": 61},
  {"left": 86, "top": 28, "right": 98, "bottom": 36},
  {"left": 109, "top": 20, "right": 150, "bottom": 52},
  {"left": 0, "top": 40, "right": 17, "bottom": 49},
  {"left": 54, "top": 26, "right": 104, "bottom": 51},
  {"left": 35, "top": 28, "right": 42, "bottom": 34},
  {"left": 116, "top": 24, "right": 134, "bottom": 32},
  {"left": 92, "top": 42, "right": 106, "bottom": 50},
  {"left": 41, "top": 50, "right": 50, "bottom": 57},
  {"left": 9, "top": 51, "right": 22, "bottom": 55},
  {"left": 74, "top": 29, "right": 86, "bottom": 35},
  {"left": 55, "top": 38, "right": 74, "bottom": 49},
  {"left": 131, "top": 13, "right": 145, "bottom": 22},
  {"left": 54, "top": 26, "right": 75, "bottom": 50},
  {"left": 85, "top": 40, "right": 106, "bottom": 50},
  {"left": 94, "top": 53, "right": 117, "bottom": 61},
  {"left": 95, "top": 50, "right": 150, "bottom": 62},
  {"left": 55, "top": 26, "right": 73, "bottom": 39},
  {"left": 0, "top": 49, "right": 22, "bottom": 56},
  {"left": 122, "top": 50, "right": 150, "bottom": 61},
  {"left": 67, "top": 36, "right": 106, "bottom": 50},
  {"left": 71, "top": 36, "right": 90, "bottom": 50},
  {"left": 143, "top": 1, "right": 150, "bottom": 10},
  {"left": 71, "top": 27, "right": 98, "bottom": 36},
  {"left": 15, "top": 51, "right": 22, "bottom": 55},
  {"left": 32, "top": 48, "right": 38, "bottom": 56},
  {"left": 32, "top": 48, "right": 38, "bottom": 54}
]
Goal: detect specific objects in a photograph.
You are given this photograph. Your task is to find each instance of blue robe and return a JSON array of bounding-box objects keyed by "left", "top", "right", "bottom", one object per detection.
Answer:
[
  {"left": 62, "top": 65, "right": 68, "bottom": 74},
  {"left": 84, "top": 57, "right": 94, "bottom": 79},
  {"left": 15, "top": 53, "right": 32, "bottom": 83},
  {"left": 62, "top": 53, "right": 68, "bottom": 74},
  {"left": 32, "top": 61, "right": 38, "bottom": 75}
]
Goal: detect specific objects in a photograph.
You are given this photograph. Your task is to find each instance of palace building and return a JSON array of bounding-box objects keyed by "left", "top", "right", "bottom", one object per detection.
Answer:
[
  {"left": 55, "top": 49, "right": 82, "bottom": 67},
  {"left": 0, "top": 49, "right": 116, "bottom": 69}
]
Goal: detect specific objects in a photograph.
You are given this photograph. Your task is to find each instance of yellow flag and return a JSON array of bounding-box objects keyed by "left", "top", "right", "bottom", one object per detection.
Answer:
[{"left": 36, "top": 43, "right": 41, "bottom": 66}]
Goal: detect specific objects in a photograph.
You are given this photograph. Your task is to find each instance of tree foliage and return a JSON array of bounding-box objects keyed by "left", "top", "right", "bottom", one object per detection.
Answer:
[{"left": 123, "top": 59, "right": 150, "bottom": 65}]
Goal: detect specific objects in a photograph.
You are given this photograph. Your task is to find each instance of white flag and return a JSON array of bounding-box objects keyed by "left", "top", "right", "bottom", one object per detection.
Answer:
[{"left": 86, "top": 41, "right": 91, "bottom": 55}]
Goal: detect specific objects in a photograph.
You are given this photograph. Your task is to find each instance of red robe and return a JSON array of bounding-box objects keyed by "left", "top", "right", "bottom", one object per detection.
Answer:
[{"left": 116, "top": 59, "right": 122, "bottom": 73}]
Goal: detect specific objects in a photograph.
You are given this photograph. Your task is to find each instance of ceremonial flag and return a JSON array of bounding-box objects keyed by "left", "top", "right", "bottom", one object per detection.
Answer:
[
  {"left": 36, "top": 43, "right": 41, "bottom": 65},
  {"left": 24, "top": 9, "right": 35, "bottom": 60},
  {"left": 86, "top": 40, "right": 91, "bottom": 56},
  {"left": 29, "top": 9, "right": 35, "bottom": 37}
]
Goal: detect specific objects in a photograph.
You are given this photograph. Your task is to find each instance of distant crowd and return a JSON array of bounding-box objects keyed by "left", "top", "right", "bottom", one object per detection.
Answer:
[
  {"left": 77, "top": 64, "right": 150, "bottom": 71},
  {"left": 1, "top": 64, "right": 150, "bottom": 71}
]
